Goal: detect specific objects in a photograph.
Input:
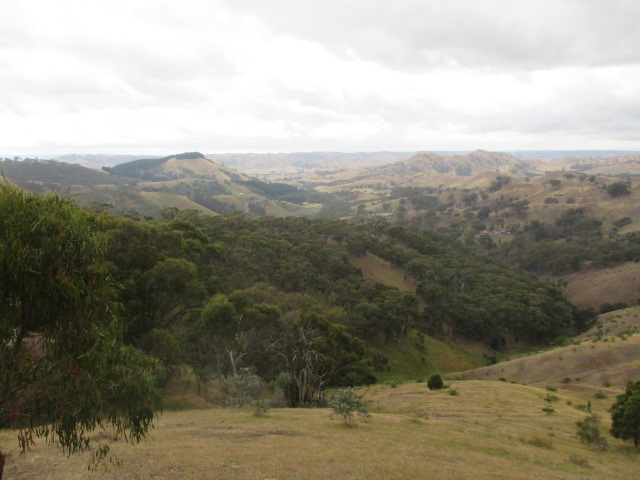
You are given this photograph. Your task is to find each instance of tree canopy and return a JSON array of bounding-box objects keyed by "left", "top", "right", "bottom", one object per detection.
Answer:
[
  {"left": 0, "top": 182, "right": 163, "bottom": 476},
  {"left": 610, "top": 380, "right": 640, "bottom": 448}
]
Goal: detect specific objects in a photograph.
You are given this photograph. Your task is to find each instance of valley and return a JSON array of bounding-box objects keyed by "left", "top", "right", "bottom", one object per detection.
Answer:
[{"left": 2, "top": 150, "right": 640, "bottom": 479}]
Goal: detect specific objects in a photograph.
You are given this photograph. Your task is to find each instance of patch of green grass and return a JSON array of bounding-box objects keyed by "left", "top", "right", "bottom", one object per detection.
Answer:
[{"left": 375, "top": 329, "right": 483, "bottom": 382}]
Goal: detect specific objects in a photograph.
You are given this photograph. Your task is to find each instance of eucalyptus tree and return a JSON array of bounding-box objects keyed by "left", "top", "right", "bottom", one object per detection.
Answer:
[{"left": 0, "top": 182, "right": 162, "bottom": 477}]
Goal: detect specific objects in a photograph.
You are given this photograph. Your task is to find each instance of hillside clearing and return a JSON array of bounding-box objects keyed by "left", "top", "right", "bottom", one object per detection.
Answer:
[
  {"left": 457, "top": 329, "right": 640, "bottom": 402},
  {"left": 351, "top": 252, "right": 418, "bottom": 295},
  {"left": 553, "top": 262, "right": 640, "bottom": 309}
]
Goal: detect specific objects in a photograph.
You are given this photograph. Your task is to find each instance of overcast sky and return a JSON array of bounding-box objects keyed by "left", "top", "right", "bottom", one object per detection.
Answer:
[{"left": 2, "top": 0, "right": 640, "bottom": 156}]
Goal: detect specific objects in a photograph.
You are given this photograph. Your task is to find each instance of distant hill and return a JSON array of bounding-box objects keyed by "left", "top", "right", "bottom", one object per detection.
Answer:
[
  {"left": 102, "top": 152, "right": 249, "bottom": 182},
  {"left": 207, "top": 151, "right": 417, "bottom": 175},
  {"left": 510, "top": 150, "right": 640, "bottom": 161},
  {"left": 375, "top": 150, "right": 541, "bottom": 177},
  {"left": 207, "top": 150, "right": 640, "bottom": 175},
  {"left": 299, "top": 150, "right": 640, "bottom": 193},
  {"left": 550, "top": 154, "right": 640, "bottom": 176},
  {"left": 53, "top": 154, "right": 157, "bottom": 169},
  {"left": 0, "top": 158, "right": 120, "bottom": 187}
]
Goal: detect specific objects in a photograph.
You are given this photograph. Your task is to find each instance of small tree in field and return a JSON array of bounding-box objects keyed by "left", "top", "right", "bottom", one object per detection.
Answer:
[
  {"left": 329, "top": 388, "right": 371, "bottom": 427},
  {"left": 610, "top": 380, "right": 640, "bottom": 448},
  {"left": 0, "top": 183, "right": 163, "bottom": 478},
  {"left": 576, "top": 414, "right": 608, "bottom": 450},
  {"left": 427, "top": 373, "right": 444, "bottom": 390}
]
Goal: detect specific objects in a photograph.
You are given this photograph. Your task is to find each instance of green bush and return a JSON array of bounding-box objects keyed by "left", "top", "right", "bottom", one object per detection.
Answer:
[
  {"left": 329, "top": 388, "right": 371, "bottom": 427},
  {"left": 576, "top": 414, "right": 608, "bottom": 451},
  {"left": 427, "top": 374, "right": 444, "bottom": 390},
  {"left": 606, "top": 181, "right": 631, "bottom": 197},
  {"left": 567, "top": 455, "right": 592, "bottom": 468},
  {"left": 252, "top": 399, "right": 273, "bottom": 417},
  {"left": 544, "top": 394, "right": 560, "bottom": 403},
  {"left": 613, "top": 217, "right": 632, "bottom": 228}
]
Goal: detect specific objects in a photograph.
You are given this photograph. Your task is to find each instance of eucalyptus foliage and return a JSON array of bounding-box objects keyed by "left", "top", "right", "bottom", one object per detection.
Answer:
[
  {"left": 329, "top": 387, "right": 371, "bottom": 427},
  {"left": 0, "top": 182, "right": 163, "bottom": 475}
]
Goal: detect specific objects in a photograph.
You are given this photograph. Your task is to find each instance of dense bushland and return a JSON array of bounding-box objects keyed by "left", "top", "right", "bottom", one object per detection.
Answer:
[{"left": 98, "top": 210, "right": 593, "bottom": 402}]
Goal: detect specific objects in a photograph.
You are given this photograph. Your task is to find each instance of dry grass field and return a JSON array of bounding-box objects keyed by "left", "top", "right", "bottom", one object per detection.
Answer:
[
  {"left": 554, "top": 262, "right": 640, "bottom": 309},
  {"left": 3, "top": 380, "right": 639, "bottom": 479},
  {"left": 456, "top": 308, "right": 640, "bottom": 400},
  {"left": 577, "top": 307, "right": 640, "bottom": 340}
]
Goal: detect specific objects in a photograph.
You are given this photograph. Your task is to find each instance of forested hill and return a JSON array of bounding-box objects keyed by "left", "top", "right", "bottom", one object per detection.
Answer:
[
  {"left": 103, "top": 210, "right": 594, "bottom": 405},
  {"left": 0, "top": 158, "right": 120, "bottom": 186},
  {"left": 102, "top": 152, "right": 248, "bottom": 182}
]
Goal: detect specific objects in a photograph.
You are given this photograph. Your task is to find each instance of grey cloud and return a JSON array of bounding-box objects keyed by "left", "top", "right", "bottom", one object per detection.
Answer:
[{"left": 221, "top": 0, "right": 640, "bottom": 71}]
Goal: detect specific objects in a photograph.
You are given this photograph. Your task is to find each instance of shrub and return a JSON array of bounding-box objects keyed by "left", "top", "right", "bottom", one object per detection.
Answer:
[
  {"left": 567, "top": 455, "right": 592, "bottom": 468},
  {"left": 613, "top": 217, "right": 632, "bottom": 228},
  {"left": 542, "top": 407, "right": 555, "bottom": 415},
  {"left": 523, "top": 434, "right": 553, "bottom": 449},
  {"left": 252, "top": 399, "right": 273, "bottom": 417},
  {"left": 576, "top": 414, "right": 608, "bottom": 450},
  {"left": 606, "top": 181, "right": 631, "bottom": 197},
  {"left": 599, "top": 302, "right": 628, "bottom": 314},
  {"left": 329, "top": 388, "right": 371, "bottom": 427},
  {"left": 427, "top": 374, "right": 444, "bottom": 390}
]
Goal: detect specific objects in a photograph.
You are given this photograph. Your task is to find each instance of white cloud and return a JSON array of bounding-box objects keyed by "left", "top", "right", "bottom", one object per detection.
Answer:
[{"left": 1, "top": 0, "right": 640, "bottom": 155}]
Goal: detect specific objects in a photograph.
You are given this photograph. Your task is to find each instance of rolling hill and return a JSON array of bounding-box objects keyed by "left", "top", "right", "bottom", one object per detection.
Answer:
[
  {"left": 0, "top": 158, "right": 120, "bottom": 187},
  {"left": 103, "top": 152, "right": 250, "bottom": 182},
  {"left": 207, "top": 151, "right": 417, "bottom": 175},
  {"left": 456, "top": 306, "right": 640, "bottom": 391}
]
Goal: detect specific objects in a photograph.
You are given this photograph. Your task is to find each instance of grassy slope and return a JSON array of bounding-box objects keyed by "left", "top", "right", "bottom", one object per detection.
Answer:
[
  {"left": 376, "top": 330, "right": 485, "bottom": 382},
  {"left": 212, "top": 194, "right": 292, "bottom": 217},
  {"left": 456, "top": 307, "right": 640, "bottom": 396},
  {"left": 576, "top": 306, "right": 640, "bottom": 339},
  {"left": 351, "top": 252, "right": 418, "bottom": 297},
  {"left": 3, "top": 380, "right": 638, "bottom": 479},
  {"left": 139, "top": 192, "right": 215, "bottom": 215},
  {"left": 553, "top": 261, "right": 640, "bottom": 309}
]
